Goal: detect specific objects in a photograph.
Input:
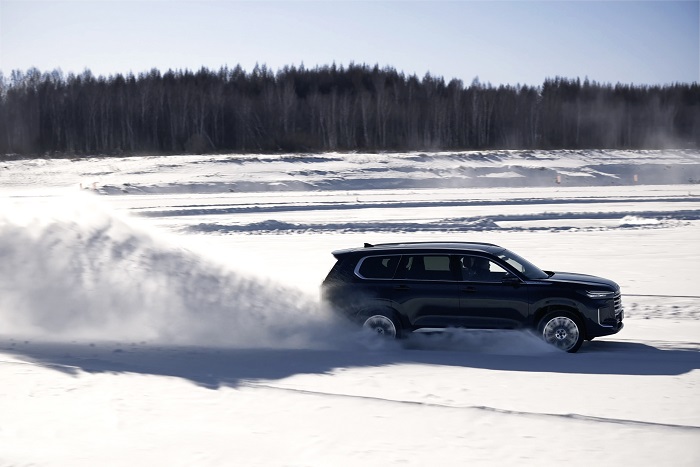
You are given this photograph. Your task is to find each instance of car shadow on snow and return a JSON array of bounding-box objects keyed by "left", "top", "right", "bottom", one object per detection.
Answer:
[
  {"left": 396, "top": 332, "right": 700, "bottom": 377},
  {"left": 2, "top": 330, "right": 699, "bottom": 389}
]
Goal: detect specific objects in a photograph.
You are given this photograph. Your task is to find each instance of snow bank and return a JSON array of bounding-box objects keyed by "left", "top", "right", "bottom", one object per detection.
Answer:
[{"left": 619, "top": 215, "right": 661, "bottom": 226}]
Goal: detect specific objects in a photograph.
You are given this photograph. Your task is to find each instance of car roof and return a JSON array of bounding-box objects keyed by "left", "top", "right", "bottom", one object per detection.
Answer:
[{"left": 332, "top": 242, "right": 504, "bottom": 257}]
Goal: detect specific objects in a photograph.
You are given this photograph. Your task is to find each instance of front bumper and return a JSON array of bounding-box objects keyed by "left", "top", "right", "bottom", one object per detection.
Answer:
[{"left": 587, "top": 293, "right": 624, "bottom": 338}]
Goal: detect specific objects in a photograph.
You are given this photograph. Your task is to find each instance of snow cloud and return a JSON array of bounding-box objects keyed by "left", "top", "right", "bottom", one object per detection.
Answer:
[{"left": 0, "top": 194, "right": 336, "bottom": 347}]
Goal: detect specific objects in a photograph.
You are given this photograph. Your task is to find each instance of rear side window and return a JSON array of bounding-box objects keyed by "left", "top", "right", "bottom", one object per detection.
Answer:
[
  {"left": 356, "top": 255, "right": 401, "bottom": 279},
  {"left": 396, "top": 255, "right": 455, "bottom": 281}
]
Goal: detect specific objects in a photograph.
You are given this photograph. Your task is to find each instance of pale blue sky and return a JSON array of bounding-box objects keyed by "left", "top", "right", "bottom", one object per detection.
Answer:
[{"left": 1, "top": 0, "right": 698, "bottom": 85}]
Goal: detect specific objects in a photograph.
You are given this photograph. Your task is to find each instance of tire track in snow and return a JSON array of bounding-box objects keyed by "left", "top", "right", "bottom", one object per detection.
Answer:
[
  {"left": 134, "top": 195, "right": 700, "bottom": 218},
  {"left": 244, "top": 382, "right": 700, "bottom": 432}
]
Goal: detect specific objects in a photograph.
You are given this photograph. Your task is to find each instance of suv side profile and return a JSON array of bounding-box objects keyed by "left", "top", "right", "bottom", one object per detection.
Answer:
[{"left": 321, "top": 242, "right": 624, "bottom": 352}]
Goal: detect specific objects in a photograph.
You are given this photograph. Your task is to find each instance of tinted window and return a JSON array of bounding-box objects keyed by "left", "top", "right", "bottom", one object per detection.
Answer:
[
  {"left": 397, "top": 255, "right": 454, "bottom": 281},
  {"left": 357, "top": 255, "right": 400, "bottom": 279},
  {"left": 460, "top": 255, "right": 508, "bottom": 282},
  {"left": 496, "top": 249, "right": 548, "bottom": 279}
]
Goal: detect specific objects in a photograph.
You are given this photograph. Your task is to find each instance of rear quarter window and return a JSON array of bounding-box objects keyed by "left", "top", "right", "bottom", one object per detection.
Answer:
[{"left": 356, "top": 255, "right": 401, "bottom": 279}]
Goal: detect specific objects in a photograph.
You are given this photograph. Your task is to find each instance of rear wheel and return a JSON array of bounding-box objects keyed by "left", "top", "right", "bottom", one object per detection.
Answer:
[
  {"left": 362, "top": 311, "right": 401, "bottom": 339},
  {"left": 539, "top": 312, "right": 584, "bottom": 353}
]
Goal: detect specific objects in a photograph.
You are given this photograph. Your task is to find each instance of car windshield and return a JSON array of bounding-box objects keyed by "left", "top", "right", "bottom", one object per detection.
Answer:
[{"left": 497, "top": 249, "right": 549, "bottom": 279}]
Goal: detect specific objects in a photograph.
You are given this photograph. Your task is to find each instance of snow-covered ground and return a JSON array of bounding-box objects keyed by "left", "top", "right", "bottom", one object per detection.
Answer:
[{"left": 1, "top": 150, "right": 699, "bottom": 466}]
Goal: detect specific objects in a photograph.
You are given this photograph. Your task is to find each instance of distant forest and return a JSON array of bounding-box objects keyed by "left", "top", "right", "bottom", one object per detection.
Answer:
[{"left": 1, "top": 63, "right": 698, "bottom": 157}]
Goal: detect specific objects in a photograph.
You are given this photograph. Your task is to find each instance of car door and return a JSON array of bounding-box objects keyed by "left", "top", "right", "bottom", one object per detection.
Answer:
[
  {"left": 457, "top": 255, "right": 529, "bottom": 329},
  {"left": 390, "top": 254, "right": 462, "bottom": 328}
]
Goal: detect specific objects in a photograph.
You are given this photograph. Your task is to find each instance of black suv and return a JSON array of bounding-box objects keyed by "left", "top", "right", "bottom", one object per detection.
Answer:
[{"left": 321, "top": 242, "right": 623, "bottom": 352}]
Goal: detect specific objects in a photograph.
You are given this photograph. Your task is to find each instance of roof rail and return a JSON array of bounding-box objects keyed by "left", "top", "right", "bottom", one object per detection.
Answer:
[{"left": 368, "top": 241, "right": 499, "bottom": 248}]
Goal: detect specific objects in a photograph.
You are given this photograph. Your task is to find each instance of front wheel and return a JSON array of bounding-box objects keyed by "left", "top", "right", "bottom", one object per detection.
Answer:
[
  {"left": 362, "top": 311, "right": 401, "bottom": 339},
  {"left": 539, "top": 312, "right": 584, "bottom": 353}
]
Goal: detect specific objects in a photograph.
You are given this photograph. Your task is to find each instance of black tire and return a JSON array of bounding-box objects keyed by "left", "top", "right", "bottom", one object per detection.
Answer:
[
  {"left": 361, "top": 309, "right": 402, "bottom": 339},
  {"left": 538, "top": 311, "right": 584, "bottom": 353}
]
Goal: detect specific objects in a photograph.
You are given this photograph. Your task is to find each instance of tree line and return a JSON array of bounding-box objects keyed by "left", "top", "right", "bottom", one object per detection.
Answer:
[{"left": 1, "top": 63, "right": 698, "bottom": 157}]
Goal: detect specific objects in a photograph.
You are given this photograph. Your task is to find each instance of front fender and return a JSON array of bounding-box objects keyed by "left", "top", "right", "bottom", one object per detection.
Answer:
[{"left": 531, "top": 297, "right": 588, "bottom": 323}]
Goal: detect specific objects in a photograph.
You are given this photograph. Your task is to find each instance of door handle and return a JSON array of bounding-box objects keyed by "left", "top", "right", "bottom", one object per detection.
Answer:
[
  {"left": 393, "top": 285, "right": 410, "bottom": 291},
  {"left": 462, "top": 286, "right": 477, "bottom": 293}
]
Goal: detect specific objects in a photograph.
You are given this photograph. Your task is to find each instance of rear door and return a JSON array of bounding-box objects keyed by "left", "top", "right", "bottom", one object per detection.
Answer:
[{"left": 390, "top": 254, "right": 462, "bottom": 328}]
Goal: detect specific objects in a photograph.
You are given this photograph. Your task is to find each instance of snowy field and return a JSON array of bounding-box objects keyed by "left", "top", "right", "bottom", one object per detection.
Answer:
[{"left": 1, "top": 149, "right": 699, "bottom": 466}]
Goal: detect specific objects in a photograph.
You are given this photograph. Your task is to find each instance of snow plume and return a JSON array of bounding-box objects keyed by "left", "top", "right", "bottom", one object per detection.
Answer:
[{"left": 0, "top": 194, "right": 335, "bottom": 347}]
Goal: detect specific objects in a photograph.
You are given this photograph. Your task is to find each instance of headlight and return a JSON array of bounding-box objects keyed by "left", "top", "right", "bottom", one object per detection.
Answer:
[{"left": 586, "top": 290, "right": 616, "bottom": 299}]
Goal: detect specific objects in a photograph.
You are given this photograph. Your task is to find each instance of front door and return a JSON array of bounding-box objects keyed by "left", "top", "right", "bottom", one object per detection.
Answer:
[{"left": 457, "top": 255, "right": 529, "bottom": 328}]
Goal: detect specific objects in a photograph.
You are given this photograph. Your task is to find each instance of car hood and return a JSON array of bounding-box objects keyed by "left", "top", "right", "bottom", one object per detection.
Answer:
[{"left": 545, "top": 271, "right": 619, "bottom": 290}]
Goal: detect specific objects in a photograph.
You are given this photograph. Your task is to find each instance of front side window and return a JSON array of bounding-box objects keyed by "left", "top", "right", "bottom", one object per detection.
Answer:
[
  {"left": 396, "top": 255, "right": 455, "bottom": 281},
  {"left": 496, "top": 249, "right": 548, "bottom": 279},
  {"left": 460, "top": 255, "right": 508, "bottom": 282}
]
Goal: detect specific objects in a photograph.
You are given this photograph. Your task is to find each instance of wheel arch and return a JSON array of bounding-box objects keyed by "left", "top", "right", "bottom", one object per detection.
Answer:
[
  {"left": 356, "top": 305, "right": 405, "bottom": 339},
  {"left": 354, "top": 303, "right": 404, "bottom": 325},
  {"left": 353, "top": 300, "right": 411, "bottom": 328}
]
